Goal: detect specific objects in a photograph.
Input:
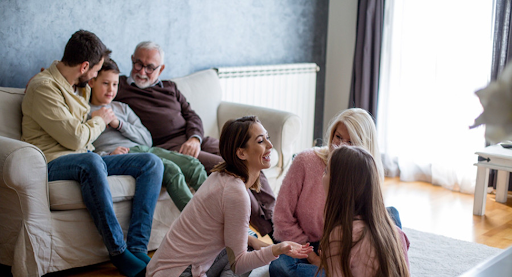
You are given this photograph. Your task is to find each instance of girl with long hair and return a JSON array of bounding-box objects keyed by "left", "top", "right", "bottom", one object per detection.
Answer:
[
  {"left": 319, "top": 146, "right": 410, "bottom": 277},
  {"left": 147, "top": 116, "right": 312, "bottom": 277},
  {"left": 270, "top": 108, "right": 401, "bottom": 277}
]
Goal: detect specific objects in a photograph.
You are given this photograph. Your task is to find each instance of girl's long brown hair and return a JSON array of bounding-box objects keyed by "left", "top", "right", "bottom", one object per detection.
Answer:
[{"left": 318, "top": 146, "right": 409, "bottom": 277}]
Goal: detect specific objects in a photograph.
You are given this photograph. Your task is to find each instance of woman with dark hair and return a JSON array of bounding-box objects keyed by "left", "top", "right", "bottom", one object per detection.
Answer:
[
  {"left": 147, "top": 116, "right": 313, "bottom": 277},
  {"left": 318, "top": 146, "right": 410, "bottom": 277}
]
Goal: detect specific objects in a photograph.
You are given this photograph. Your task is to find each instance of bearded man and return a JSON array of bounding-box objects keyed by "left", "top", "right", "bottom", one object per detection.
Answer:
[{"left": 22, "top": 30, "right": 163, "bottom": 277}]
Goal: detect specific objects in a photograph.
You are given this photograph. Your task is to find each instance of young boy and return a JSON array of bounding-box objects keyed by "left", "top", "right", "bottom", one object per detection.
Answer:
[{"left": 88, "top": 59, "right": 207, "bottom": 211}]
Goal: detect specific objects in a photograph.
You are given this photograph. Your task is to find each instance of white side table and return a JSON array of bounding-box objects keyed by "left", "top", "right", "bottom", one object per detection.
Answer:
[{"left": 474, "top": 145, "right": 512, "bottom": 216}]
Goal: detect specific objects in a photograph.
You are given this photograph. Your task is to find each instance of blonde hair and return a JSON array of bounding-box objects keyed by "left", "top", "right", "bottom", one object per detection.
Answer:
[{"left": 314, "top": 108, "right": 384, "bottom": 181}]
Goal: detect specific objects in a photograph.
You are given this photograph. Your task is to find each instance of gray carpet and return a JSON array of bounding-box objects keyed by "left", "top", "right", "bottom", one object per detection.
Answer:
[{"left": 249, "top": 227, "right": 504, "bottom": 277}]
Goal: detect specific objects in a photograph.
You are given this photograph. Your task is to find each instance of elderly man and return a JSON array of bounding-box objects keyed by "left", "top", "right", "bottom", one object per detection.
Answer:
[
  {"left": 22, "top": 31, "right": 163, "bottom": 277},
  {"left": 114, "top": 41, "right": 275, "bottom": 238}
]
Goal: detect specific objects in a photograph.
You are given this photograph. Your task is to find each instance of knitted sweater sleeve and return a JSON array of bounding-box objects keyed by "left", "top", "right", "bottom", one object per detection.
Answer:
[{"left": 273, "top": 152, "right": 309, "bottom": 244}]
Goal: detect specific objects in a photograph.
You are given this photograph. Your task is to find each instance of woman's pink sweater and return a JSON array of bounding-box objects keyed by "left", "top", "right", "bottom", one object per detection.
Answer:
[
  {"left": 273, "top": 149, "right": 326, "bottom": 244},
  {"left": 146, "top": 172, "right": 277, "bottom": 277}
]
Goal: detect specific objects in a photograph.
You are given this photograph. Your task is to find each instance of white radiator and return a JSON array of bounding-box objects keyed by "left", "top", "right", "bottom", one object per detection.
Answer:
[{"left": 217, "top": 63, "right": 319, "bottom": 154}]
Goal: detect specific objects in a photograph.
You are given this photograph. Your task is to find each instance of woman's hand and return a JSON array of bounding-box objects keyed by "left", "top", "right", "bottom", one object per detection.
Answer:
[
  {"left": 307, "top": 251, "right": 321, "bottom": 267},
  {"left": 247, "top": 235, "right": 270, "bottom": 250},
  {"left": 272, "top": 241, "right": 313, "bottom": 258}
]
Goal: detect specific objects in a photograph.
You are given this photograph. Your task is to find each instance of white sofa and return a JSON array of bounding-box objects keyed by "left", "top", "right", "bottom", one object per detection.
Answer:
[{"left": 0, "top": 68, "right": 301, "bottom": 276}]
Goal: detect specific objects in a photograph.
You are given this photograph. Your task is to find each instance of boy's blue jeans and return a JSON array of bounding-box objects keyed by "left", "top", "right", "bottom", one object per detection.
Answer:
[{"left": 47, "top": 152, "right": 163, "bottom": 256}]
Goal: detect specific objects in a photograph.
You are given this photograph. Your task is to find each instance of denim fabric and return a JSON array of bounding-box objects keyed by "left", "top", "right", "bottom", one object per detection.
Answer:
[
  {"left": 269, "top": 255, "right": 324, "bottom": 277},
  {"left": 386, "top": 206, "right": 402, "bottom": 229},
  {"left": 48, "top": 152, "right": 163, "bottom": 255},
  {"left": 269, "top": 241, "right": 324, "bottom": 277}
]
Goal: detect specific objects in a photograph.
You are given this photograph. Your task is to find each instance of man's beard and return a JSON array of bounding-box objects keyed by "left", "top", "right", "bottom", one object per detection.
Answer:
[
  {"left": 76, "top": 75, "right": 90, "bottom": 88},
  {"left": 132, "top": 73, "right": 151, "bottom": 89}
]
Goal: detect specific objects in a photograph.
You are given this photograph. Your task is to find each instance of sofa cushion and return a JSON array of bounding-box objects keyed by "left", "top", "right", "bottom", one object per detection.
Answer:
[
  {"left": 171, "top": 69, "right": 222, "bottom": 139},
  {"left": 49, "top": 175, "right": 169, "bottom": 211},
  {"left": 0, "top": 87, "right": 25, "bottom": 140}
]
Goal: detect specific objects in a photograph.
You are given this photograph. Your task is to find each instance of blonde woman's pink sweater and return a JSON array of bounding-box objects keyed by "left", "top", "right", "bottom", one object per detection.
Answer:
[
  {"left": 273, "top": 149, "right": 326, "bottom": 244},
  {"left": 146, "top": 172, "right": 277, "bottom": 277}
]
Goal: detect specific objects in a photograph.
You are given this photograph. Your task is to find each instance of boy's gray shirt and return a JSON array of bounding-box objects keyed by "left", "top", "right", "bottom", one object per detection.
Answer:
[{"left": 89, "top": 101, "right": 152, "bottom": 156}]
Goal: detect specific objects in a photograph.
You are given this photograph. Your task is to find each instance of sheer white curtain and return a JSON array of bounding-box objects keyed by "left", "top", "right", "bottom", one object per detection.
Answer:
[{"left": 377, "top": 0, "right": 494, "bottom": 193}]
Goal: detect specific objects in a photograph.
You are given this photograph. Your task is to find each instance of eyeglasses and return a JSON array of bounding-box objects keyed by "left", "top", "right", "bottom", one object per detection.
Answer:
[{"left": 132, "top": 61, "right": 160, "bottom": 74}]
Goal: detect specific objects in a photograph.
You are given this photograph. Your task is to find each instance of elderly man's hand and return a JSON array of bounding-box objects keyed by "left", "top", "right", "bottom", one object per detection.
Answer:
[{"left": 179, "top": 137, "right": 201, "bottom": 158}]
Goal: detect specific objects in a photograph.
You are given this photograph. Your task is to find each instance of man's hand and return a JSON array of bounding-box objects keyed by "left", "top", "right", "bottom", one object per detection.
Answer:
[
  {"left": 179, "top": 137, "right": 201, "bottom": 158},
  {"left": 307, "top": 250, "right": 321, "bottom": 267},
  {"left": 110, "top": 146, "right": 130, "bottom": 155},
  {"left": 109, "top": 118, "right": 120, "bottom": 129},
  {"left": 272, "top": 242, "right": 313, "bottom": 259},
  {"left": 91, "top": 107, "right": 116, "bottom": 126}
]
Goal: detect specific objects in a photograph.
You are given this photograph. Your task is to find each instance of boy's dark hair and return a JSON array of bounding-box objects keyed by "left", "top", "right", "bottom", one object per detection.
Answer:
[
  {"left": 99, "top": 59, "right": 120, "bottom": 74},
  {"left": 61, "top": 30, "right": 111, "bottom": 68}
]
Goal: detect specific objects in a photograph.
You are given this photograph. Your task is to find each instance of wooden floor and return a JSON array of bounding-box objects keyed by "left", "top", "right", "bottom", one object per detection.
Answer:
[
  {"left": 383, "top": 177, "right": 512, "bottom": 249},
  {"left": 2, "top": 177, "right": 512, "bottom": 276}
]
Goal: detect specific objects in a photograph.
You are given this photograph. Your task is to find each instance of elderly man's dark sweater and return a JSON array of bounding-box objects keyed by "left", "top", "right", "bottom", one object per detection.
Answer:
[
  {"left": 115, "top": 76, "right": 203, "bottom": 147},
  {"left": 115, "top": 75, "right": 276, "bottom": 237}
]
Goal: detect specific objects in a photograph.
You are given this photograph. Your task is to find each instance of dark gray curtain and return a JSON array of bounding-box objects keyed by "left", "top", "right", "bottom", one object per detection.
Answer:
[
  {"left": 349, "top": 0, "right": 384, "bottom": 123},
  {"left": 492, "top": 0, "right": 512, "bottom": 80}
]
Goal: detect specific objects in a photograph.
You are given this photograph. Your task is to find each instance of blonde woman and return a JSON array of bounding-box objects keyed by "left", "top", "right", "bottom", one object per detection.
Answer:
[
  {"left": 270, "top": 108, "right": 401, "bottom": 277},
  {"left": 319, "top": 146, "right": 409, "bottom": 276}
]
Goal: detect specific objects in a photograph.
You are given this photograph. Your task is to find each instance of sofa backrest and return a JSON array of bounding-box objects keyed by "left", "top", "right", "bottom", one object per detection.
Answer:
[
  {"left": 0, "top": 87, "right": 25, "bottom": 140},
  {"left": 0, "top": 69, "right": 223, "bottom": 142},
  {"left": 171, "top": 69, "right": 222, "bottom": 139}
]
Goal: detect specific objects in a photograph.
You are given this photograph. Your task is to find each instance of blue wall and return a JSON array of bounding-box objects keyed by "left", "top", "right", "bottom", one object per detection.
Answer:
[{"left": 0, "top": 0, "right": 328, "bottom": 139}]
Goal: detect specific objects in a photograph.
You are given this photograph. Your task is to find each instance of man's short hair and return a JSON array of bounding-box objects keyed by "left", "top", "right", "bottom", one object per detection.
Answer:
[
  {"left": 134, "top": 41, "right": 165, "bottom": 65},
  {"left": 61, "top": 30, "right": 111, "bottom": 68}
]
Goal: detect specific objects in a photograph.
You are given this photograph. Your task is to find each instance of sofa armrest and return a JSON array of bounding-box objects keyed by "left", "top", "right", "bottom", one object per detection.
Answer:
[
  {"left": 217, "top": 101, "right": 301, "bottom": 174},
  {"left": 0, "top": 136, "right": 52, "bottom": 274}
]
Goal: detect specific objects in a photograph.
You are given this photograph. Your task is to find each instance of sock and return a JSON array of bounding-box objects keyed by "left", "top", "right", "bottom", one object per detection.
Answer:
[
  {"left": 110, "top": 249, "right": 146, "bottom": 277},
  {"left": 248, "top": 229, "right": 258, "bottom": 238},
  {"left": 132, "top": 251, "right": 151, "bottom": 264}
]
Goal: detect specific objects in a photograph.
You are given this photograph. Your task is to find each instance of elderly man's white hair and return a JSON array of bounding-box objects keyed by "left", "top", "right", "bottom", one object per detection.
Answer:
[{"left": 134, "top": 41, "right": 165, "bottom": 65}]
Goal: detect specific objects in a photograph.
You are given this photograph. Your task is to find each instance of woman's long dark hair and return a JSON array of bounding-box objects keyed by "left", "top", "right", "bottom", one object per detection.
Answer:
[
  {"left": 211, "top": 115, "right": 261, "bottom": 191},
  {"left": 318, "top": 146, "right": 409, "bottom": 277}
]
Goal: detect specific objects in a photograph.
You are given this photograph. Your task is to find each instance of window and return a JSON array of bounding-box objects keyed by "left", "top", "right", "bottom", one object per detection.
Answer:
[{"left": 377, "top": 0, "right": 494, "bottom": 192}]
